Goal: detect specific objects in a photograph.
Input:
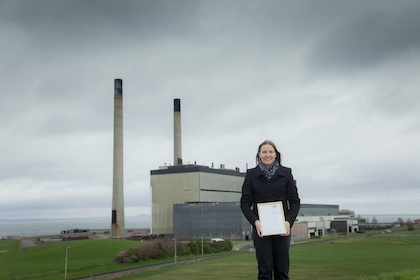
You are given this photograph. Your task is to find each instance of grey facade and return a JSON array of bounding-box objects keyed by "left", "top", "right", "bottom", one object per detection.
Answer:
[
  {"left": 173, "top": 202, "right": 250, "bottom": 241},
  {"left": 172, "top": 202, "right": 350, "bottom": 241},
  {"left": 297, "top": 204, "right": 339, "bottom": 216},
  {"left": 330, "top": 220, "right": 348, "bottom": 233}
]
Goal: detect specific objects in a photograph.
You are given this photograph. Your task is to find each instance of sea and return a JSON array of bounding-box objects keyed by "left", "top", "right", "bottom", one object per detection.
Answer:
[
  {"left": 0, "top": 215, "right": 151, "bottom": 239},
  {"left": 1, "top": 214, "right": 418, "bottom": 239},
  {"left": 358, "top": 214, "right": 419, "bottom": 223}
]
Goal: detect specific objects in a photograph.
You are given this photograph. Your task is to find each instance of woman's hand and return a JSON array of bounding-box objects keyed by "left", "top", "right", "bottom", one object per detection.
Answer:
[
  {"left": 255, "top": 220, "right": 263, "bottom": 237},
  {"left": 280, "top": 221, "right": 290, "bottom": 236}
]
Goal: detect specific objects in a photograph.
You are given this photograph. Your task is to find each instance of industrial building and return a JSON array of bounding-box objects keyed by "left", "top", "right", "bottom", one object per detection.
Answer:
[
  {"left": 150, "top": 164, "right": 245, "bottom": 235},
  {"left": 149, "top": 98, "right": 358, "bottom": 240},
  {"left": 150, "top": 161, "right": 359, "bottom": 240},
  {"left": 293, "top": 204, "right": 359, "bottom": 239},
  {"left": 169, "top": 199, "right": 358, "bottom": 241}
]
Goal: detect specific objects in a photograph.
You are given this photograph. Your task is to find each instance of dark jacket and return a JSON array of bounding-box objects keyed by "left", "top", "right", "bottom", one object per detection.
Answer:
[{"left": 240, "top": 165, "right": 300, "bottom": 228}]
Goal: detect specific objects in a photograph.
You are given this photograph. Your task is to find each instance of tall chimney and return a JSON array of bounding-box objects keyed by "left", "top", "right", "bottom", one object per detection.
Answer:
[
  {"left": 111, "top": 79, "right": 125, "bottom": 237},
  {"left": 174, "top": 98, "right": 182, "bottom": 165}
]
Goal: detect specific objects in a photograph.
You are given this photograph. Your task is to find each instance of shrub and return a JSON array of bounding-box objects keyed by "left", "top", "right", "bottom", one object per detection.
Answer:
[
  {"left": 115, "top": 241, "right": 164, "bottom": 264},
  {"left": 187, "top": 241, "right": 200, "bottom": 254},
  {"left": 209, "top": 240, "right": 233, "bottom": 252},
  {"left": 406, "top": 219, "right": 415, "bottom": 231},
  {"left": 114, "top": 239, "right": 233, "bottom": 264}
]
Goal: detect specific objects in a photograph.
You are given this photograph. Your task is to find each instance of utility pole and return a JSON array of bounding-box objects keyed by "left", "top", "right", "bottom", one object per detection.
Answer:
[{"left": 64, "top": 246, "right": 71, "bottom": 279}]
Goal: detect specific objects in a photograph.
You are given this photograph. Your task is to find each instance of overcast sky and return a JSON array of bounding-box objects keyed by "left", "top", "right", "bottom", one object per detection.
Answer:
[{"left": 1, "top": 0, "right": 420, "bottom": 220}]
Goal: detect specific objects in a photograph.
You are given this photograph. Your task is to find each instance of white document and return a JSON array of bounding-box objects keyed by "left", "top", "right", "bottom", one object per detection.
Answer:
[{"left": 257, "top": 201, "right": 287, "bottom": 236}]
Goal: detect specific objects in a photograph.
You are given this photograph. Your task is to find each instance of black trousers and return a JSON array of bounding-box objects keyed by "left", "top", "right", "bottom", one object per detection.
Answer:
[{"left": 253, "top": 229, "right": 291, "bottom": 280}]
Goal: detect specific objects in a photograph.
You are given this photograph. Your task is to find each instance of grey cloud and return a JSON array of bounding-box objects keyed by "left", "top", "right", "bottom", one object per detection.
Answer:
[
  {"left": 1, "top": 0, "right": 419, "bottom": 219},
  {"left": 307, "top": 1, "right": 420, "bottom": 73},
  {"left": 1, "top": 0, "right": 202, "bottom": 49}
]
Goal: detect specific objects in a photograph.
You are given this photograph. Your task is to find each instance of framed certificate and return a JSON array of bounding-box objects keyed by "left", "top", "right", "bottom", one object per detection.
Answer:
[{"left": 257, "top": 201, "right": 287, "bottom": 236}]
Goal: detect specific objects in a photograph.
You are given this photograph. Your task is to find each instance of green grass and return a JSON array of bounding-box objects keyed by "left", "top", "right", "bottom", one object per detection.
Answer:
[
  {"left": 0, "top": 239, "right": 145, "bottom": 279},
  {"left": 1, "top": 228, "right": 420, "bottom": 280},
  {"left": 289, "top": 235, "right": 420, "bottom": 279},
  {"left": 357, "top": 270, "right": 420, "bottom": 280},
  {"left": 120, "top": 253, "right": 257, "bottom": 279},
  {"left": 119, "top": 229, "right": 420, "bottom": 280},
  {"left": 0, "top": 239, "right": 20, "bottom": 252}
]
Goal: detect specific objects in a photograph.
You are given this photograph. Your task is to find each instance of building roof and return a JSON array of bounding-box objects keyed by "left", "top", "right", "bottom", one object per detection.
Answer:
[{"left": 150, "top": 164, "right": 246, "bottom": 177}]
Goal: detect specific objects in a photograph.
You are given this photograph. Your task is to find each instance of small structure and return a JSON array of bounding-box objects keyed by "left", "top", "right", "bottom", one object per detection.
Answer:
[{"left": 293, "top": 204, "right": 359, "bottom": 239}]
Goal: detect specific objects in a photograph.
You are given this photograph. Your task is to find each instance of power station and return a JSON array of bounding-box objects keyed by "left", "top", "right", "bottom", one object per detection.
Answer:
[
  {"left": 110, "top": 83, "right": 359, "bottom": 240},
  {"left": 151, "top": 165, "right": 246, "bottom": 236},
  {"left": 149, "top": 98, "right": 359, "bottom": 240},
  {"left": 150, "top": 99, "right": 247, "bottom": 237}
]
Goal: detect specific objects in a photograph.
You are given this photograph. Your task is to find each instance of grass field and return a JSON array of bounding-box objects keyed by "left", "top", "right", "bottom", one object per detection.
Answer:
[
  {"left": 119, "top": 230, "right": 420, "bottom": 280},
  {"left": 0, "top": 239, "right": 147, "bottom": 279},
  {"left": 1, "top": 227, "right": 419, "bottom": 280}
]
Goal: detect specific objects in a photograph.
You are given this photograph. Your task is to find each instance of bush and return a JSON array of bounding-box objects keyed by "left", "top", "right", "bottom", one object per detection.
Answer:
[
  {"left": 187, "top": 241, "right": 200, "bottom": 254},
  {"left": 114, "top": 239, "right": 233, "bottom": 264},
  {"left": 115, "top": 241, "right": 164, "bottom": 264},
  {"left": 406, "top": 219, "right": 415, "bottom": 231},
  {"left": 209, "top": 240, "right": 233, "bottom": 252}
]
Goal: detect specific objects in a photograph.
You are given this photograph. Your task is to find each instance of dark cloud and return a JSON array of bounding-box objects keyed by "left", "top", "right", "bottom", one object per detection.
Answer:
[
  {"left": 1, "top": 0, "right": 201, "bottom": 46},
  {"left": 308, "top": 1, "right": 420, "bottom": 73},
  {"left": 0, "top": 0, "right": 419, "bottom": 219}
]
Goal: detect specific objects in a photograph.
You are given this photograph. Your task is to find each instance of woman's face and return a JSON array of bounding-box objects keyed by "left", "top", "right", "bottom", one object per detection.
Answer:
[{"left": 259, "top": 144, "right": 276, "bottom": 167}]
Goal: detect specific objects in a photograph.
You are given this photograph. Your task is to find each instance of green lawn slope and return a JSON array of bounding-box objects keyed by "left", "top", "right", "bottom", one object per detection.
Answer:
[{"left": 1, "top": 226, "right": 419, "bottom": 280}]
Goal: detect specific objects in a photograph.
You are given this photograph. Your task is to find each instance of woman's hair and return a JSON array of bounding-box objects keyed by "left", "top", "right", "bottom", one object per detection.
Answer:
[{"left": 255, "top": 140, "right": 282, "bottom": 165}]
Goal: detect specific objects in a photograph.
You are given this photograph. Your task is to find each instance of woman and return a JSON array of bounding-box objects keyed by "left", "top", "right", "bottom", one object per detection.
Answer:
[{"left": 240, "top": 140, "right": 300, "bottom": 280}]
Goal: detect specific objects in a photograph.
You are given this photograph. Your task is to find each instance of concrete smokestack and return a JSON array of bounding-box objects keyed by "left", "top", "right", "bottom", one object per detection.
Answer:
[
  {"left": 111, "top": 79, "right": 125, "bottom": 237},
  {"left": 174, "top": 98, "right": 182, "bottom": 165}
]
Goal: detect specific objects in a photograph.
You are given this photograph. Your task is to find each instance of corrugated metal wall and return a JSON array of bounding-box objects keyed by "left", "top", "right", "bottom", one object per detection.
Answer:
[{"left": 173, "top": 202, "right": 250, "bottom": 240}]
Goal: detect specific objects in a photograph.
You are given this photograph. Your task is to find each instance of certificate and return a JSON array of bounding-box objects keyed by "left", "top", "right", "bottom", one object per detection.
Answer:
[{"left": 257, "top": 201, "right": 287, "bottom": 236}]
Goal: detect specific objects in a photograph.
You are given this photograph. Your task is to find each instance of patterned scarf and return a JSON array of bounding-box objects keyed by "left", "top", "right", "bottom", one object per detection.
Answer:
[{"left": 258, "top": 160, "right": 279, "bottom": 181}]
